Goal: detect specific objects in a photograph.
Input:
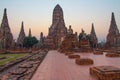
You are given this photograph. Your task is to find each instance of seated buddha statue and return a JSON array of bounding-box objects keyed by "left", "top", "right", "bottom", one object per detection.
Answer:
[{"left": 68, "top": 25, "right": 73, "bottom": 34}]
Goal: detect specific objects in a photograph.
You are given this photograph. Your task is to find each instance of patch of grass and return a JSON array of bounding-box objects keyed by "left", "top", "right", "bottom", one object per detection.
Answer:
[{"left": 0, "top": 54, "right": 28, "bottom": 66}]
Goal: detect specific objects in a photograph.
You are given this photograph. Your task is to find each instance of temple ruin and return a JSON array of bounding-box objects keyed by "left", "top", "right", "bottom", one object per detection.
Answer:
[{"left": 0, "top": 8, "right": 13, "bottom": 49}]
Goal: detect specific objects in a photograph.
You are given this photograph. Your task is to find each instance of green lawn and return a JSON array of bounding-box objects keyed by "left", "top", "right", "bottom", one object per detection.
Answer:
[{"left": 0, "top": 54, "right": 28, "bottom": 66}]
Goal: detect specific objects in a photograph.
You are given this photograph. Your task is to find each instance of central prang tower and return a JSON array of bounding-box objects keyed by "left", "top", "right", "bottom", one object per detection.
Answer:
[
  {"left": 45, "top": 4, "right": 67, "bottom": 49},
  {"left": 49, "top": 4, "right": 67, "bottom": 37}
]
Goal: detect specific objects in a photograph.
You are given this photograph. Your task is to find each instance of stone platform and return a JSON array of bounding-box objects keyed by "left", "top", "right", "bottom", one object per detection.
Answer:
[{"left": 90, "top": 66, "right": 120, "bottom": 80}]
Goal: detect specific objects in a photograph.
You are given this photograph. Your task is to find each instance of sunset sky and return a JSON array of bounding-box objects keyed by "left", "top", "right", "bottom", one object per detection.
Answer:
[{"left": 0, "top": 0, "right": 120, "bottom": 42}]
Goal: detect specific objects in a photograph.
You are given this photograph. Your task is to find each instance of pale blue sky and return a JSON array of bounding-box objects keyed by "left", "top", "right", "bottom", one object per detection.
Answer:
[{"left": 0, "top": 0, "right": 120, "bottom": 42}]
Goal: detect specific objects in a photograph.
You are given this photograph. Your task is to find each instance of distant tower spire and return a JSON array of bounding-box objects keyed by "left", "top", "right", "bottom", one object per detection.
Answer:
[
  {"left": 90, "top": 23, "right": 98, "bottom": 48},
  {"left": 91, "top": 23, "right": 96, "bottom": 35},
  {"left": 111, "top": 12, "right": 115, "bottom": 23},
  {"left": 1, "top": 8, "right": 9, "bottom": 29},
  {"left": 3, "top": 8, "right": 7, "bottom": 19},
  {"left": 109, "top": 12, "right": 119, "bottom": 35},
  {"left": 20, "top": 21, "right": 25, "bottom": 35},
  {"left": 40, "top": 32, "right": 44, "bottom": 45},
  {"left": 106, "top": 12, "right": 119, "bottom": 47},
  {"left": 28, "top": 28, "right": 32, "bottom": 37},
  {"left": 3, "top": 8, "right": 7, "bottom": 20},
  {"left": 21, "top": 22, "right": 24, "bottom": 31},
  {"left": 0, "top": 8, "right": 13, "bottom": 49},
  {"left": 40, "top": 32, "right": 43, "bottom": 39},
  {"left": 17, "top": 21, "right": 26, "bottom": 47}
]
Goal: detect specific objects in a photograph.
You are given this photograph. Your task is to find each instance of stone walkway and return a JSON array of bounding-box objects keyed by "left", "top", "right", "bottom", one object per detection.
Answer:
[{"left": 32, "top": 50, "right": 120, "bottom": 80}]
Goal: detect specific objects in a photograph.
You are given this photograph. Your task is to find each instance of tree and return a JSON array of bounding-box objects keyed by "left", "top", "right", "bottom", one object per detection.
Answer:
[{"left": 23, "top": 36, "right": 38, "bottom": 48}]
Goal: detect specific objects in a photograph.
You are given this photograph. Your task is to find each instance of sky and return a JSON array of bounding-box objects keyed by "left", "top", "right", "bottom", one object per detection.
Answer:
[{"left": 0, "top": 0, "right": 120, "bottom": 42}]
